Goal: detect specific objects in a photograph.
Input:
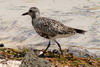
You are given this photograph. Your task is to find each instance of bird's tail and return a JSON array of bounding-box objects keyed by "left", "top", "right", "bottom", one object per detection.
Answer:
[{"left": 74, "top": 29, "right": 86, "bottom": 34}]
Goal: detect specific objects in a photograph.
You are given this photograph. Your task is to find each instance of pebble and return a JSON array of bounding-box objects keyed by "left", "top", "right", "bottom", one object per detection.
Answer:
[{"left": 0, "top": 44, "right": 4, "bottom": 47}]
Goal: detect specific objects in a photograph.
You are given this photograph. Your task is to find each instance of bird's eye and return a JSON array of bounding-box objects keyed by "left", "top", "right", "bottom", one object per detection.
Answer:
[{"left": 29, "top": 10, "right": 32, "bottom": 13}]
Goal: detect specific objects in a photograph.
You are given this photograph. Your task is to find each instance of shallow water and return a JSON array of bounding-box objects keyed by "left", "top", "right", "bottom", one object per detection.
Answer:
[{"left": 0, "top": 0, "right": 100, "bottom": 55}]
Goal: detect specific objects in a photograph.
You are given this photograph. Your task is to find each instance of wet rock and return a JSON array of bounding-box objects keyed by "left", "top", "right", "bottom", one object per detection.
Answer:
[
  {"left": 19, "top": 49, "right": 54, "bottom": 67},
  {"left": 67, "top": 47, "right": 97, "bottom": 58},
  {"left": 52, "top": 49, "right": 61, "bottom": 55},
  {"left": 0, "top": 44, "right": 4, "bottom": 47}
]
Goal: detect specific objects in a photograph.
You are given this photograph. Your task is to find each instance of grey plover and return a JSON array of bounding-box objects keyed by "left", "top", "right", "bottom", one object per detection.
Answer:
[{"left": 22, "top": 7, "right": 86, "bottom": 56}]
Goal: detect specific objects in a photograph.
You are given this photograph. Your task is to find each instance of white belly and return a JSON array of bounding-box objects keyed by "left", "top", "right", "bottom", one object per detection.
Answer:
[{"left": 50, "top": 34, "right": 75, "bottom": 39}]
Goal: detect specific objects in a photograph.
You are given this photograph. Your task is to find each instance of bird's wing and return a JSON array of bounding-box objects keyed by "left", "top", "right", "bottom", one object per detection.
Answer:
[{"left": 36, "top": 17, "right": 76, "bottom": 37}]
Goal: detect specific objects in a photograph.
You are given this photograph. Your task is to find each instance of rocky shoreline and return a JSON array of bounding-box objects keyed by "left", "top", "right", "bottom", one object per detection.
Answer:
[{"left": 0, "top": 47, "right": 100, "bottom": 67}]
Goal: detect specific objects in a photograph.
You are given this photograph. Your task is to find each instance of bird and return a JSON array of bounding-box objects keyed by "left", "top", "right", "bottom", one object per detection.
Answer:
[{"left": 22, "top": 7, "right": 86, "bottom": 56}]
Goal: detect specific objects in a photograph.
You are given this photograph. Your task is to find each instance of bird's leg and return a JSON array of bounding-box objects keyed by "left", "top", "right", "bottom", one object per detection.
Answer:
[
  {"left": 55, "top": 40, "right": 63, "bottom": 55},
  {"left": 39, "top": 41, "right": 51, "bottom": 57},
  {"left": 43, "top": 41, "right": 51, "bottom": 54}
]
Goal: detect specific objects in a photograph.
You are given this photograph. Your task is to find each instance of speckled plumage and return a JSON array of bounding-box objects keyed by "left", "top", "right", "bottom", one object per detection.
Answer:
[
  {"left": 22, "top": 7, "right": 86, "bottom": 56},
  {"left": 32, "top": 17, "right": 76, "bottom": 39}
]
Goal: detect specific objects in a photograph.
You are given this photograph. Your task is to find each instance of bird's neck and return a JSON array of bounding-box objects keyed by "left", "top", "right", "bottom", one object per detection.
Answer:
[
  {"left": 31, "top": 12, "right": 40, "bottom": 19},
  {"left": 32, "top": 17, "right": 38, "bottom": 25}
]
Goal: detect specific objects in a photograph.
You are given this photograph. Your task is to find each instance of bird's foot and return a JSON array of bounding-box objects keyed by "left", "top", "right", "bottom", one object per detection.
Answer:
[
  {"left": 61, "top": 52, "right": 63, "bottom": 55},
  {"left": 38, "top": 53, "right": 45, "bottom": 57}
]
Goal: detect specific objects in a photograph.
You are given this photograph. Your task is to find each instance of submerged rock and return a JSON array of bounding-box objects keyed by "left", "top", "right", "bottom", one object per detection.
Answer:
[{"left": 19, "top": 49, "right": 54, "bottom": 67}]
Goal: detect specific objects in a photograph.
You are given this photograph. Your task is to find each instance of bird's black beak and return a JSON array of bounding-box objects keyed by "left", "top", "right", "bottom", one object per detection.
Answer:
[{"left": 22, "top": 12, "right": 29, "bottom": 16}]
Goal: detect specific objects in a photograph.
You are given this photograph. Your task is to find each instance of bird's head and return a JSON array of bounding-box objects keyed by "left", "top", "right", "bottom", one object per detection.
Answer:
[{"left": 22, "top": 7, "right": 40, "bottom": 18}]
